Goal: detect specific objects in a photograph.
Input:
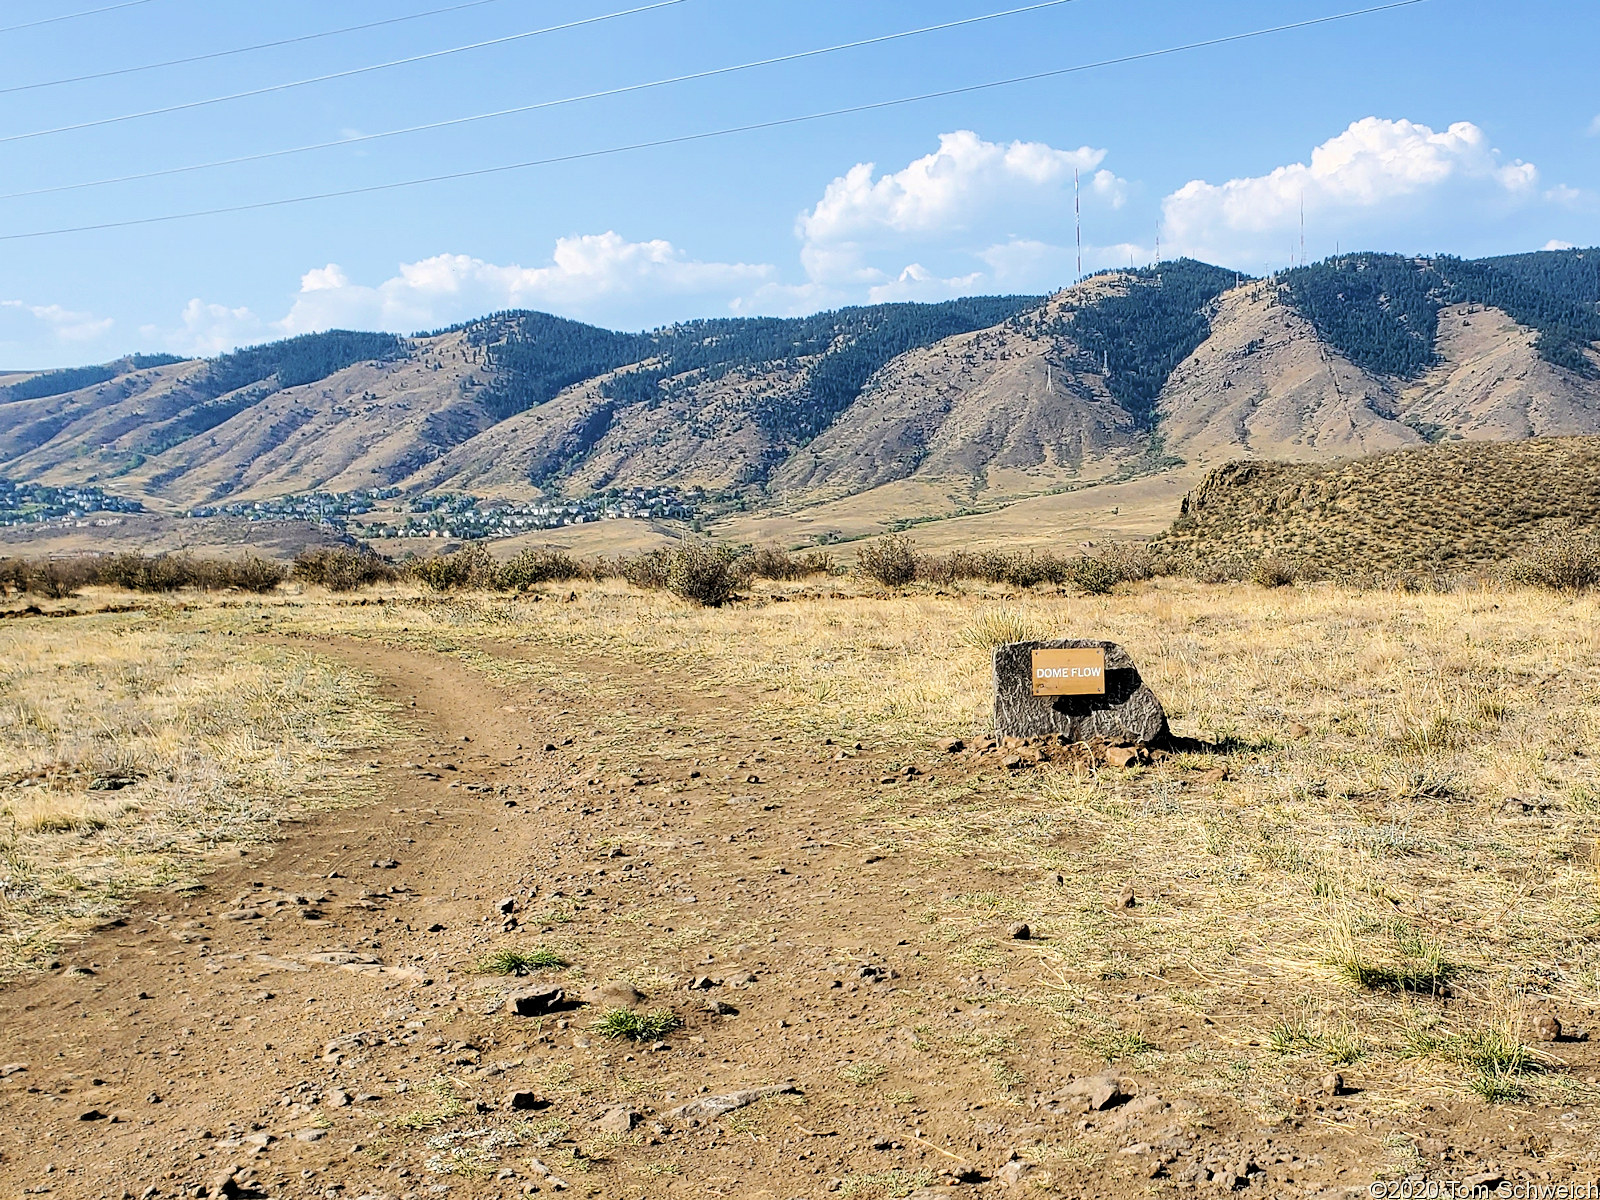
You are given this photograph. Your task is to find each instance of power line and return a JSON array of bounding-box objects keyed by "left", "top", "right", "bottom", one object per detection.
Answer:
[
  {"left": 0, "top": 0, "right": 1430, "bottom": 244},
  {"left": 0, "top": 0, "right": 1087, "bottom": 200},
  {"left": 0, "top": 0, "right": 156, "bottom": 35},
  {"left": 0, "top": 0, "right": 521, "bottom": 96},
  {"left": 0, "top": 0, "right": 690, "bottom": 145}
]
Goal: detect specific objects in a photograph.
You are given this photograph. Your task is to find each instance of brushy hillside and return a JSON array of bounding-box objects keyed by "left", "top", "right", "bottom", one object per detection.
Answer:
[{"left": 1153, "top": 435, "right": 1600, "bottom": 579}]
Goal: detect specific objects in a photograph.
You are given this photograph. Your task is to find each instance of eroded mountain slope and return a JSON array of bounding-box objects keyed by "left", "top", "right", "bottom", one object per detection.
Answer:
[{"left": 770, "top": 282, "right": 1145, "bottom": 505}]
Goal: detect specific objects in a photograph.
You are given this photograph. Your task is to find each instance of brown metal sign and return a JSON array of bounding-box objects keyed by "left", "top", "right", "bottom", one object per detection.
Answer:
[{"left": 1031, "top": 647, "right": 1107, "bottom": 696}]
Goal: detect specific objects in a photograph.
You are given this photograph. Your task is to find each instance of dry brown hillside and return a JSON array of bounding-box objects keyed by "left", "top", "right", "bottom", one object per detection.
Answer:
[
  {"left": 1152, "top": 435, "right": 1600, "bottom": 577},
  {"left": 1158, "top": 289, "right": 1600, "bottom": 471},
  {"left": 770, "top": 279, "right": 1145, "bottom": 508},
  {"left": 415, "top": 359, "right": 820, "bottom": 500},
  {"left": 1156, "top": 285, "right": 1421, "bottom": 465},
  {"left": 0, "top": 332, "right": 496, "bottom": 509}
]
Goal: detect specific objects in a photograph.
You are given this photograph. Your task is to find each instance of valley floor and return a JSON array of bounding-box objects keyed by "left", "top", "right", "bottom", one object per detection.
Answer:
[{"left": 1, "top": 580, "right": 1598, "bottom": 1199}]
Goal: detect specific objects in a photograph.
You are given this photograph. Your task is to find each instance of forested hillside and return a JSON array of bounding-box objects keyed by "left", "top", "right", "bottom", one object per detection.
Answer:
[
  {"left": 1280, "top": 247, "right": 1600, "bottom": 378},
  {"left": 1051, "top": 259, "right": 1240, "bottom": 426},
  {"left": 0, "top": 355, "right": 184, "bottom": 404}
]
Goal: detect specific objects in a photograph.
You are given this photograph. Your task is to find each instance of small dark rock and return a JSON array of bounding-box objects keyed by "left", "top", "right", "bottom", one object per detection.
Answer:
[{"left": 508, "top": 985, "right": 567, "bottom": 1017}]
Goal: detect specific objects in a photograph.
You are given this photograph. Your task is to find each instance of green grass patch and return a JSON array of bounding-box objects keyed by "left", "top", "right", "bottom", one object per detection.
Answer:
[
  {"left": 592, "top": 1007, "right": 682, "bottom": 1041},
  {"left": 475, "top": 947, "right": 567, "bottom": 975}
]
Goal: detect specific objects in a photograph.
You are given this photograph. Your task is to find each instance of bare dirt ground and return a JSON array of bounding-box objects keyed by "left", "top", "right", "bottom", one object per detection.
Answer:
[{"left": 2, "top": 585, "right": 1599, "bottom": 1200}]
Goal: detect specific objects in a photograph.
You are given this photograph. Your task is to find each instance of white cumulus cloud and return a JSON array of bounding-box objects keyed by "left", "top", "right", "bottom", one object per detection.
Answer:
[
  {"left": 280, "top": 233, "right": 773, "bottom": 335},
  {"left": 1161, "top": 117, "right": 1541, "bottom": 268},
  {"left": 796, "top": 130, "right": 1122, "bottom": 287},
  {"left": 1, "top": 298, "right": 114, "bottom": 344},
  {"left": 142, "top": 300, "right": 266, "bottom": 358}
]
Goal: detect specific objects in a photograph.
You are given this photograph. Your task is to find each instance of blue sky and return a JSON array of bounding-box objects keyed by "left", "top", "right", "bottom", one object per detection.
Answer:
[{"left": 0, "top": 0, "right": 1594, "bottom": 367}]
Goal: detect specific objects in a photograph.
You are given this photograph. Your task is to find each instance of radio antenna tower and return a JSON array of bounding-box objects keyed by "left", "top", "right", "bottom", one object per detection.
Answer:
[
  {"left": 1074, "top": 168, "right": 1082, "bottom": 282},
  {"left": 1299, "top": 191, "right": 1306, "bottom": 267}
]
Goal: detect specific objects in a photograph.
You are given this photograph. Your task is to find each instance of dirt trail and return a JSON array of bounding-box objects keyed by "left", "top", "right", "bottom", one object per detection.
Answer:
[{"left": 0, "top": 635, "right": 1591, "bottom": 1199}]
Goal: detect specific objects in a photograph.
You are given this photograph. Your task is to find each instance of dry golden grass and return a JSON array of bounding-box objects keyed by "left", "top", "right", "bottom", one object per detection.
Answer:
[
  {"left": 0, "top": 613, "right": 403, "bottom": 973},
  {"left": 6, "top": 573, "right": 1598, "bottom": 1113},
  {"left": 222, "top": 575, "right": 1600, "bottom": 1111}
]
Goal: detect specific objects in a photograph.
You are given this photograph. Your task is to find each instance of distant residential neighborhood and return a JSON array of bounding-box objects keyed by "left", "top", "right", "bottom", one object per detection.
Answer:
[{"left": 0, "top": 478, "right": 144, "bottom": 526}]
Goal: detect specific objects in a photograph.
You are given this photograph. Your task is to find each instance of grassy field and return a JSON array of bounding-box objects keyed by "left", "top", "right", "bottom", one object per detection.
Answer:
[
  {"left": 3, "top": 574, "right": 1599, "bottom": 1120},
  {"left": 0, "top": 616, "right": 403, "bottom": 974}
]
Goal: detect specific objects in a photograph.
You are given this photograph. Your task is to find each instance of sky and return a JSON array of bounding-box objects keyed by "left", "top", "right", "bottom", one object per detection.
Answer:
[{"left": 0, "top": 0, "right": 1595, "bottom": 368}]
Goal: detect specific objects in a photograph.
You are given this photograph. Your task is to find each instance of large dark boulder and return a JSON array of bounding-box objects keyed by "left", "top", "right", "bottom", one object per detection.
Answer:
[{"left": 993, "top": 639, "right": 1168, "bottom": 744}]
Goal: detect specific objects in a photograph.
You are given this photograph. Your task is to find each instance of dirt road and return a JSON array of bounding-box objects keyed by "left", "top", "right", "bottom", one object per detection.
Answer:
[{"left": 1, "top": 632, "right": 1594, "bottom": 1199}]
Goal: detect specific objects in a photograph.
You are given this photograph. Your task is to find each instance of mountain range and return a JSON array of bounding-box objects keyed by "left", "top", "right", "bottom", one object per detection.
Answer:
[{"left": 3, "top": 247, "right": 1598, "bottom": 540}]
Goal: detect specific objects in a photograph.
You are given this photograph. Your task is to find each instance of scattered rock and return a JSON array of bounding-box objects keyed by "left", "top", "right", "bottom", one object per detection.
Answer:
[
  {"left": 294, "top": 1128, "right": 327, "bottom": 1142},
  {"left": 996, "top": 1155, "right": 1036, "bottom": 1187},
  {"left": 507, "top": 1091, "right": 549, "bottom": 1112},
  {"left": 507, "top": 985, "right": 567, "bottom": 1017},
  {"left": 371, "top": 859, "right": 399, "bottom": 870},
  {"left": 1116, "top": 886, "right": 1137, "bottom": 910},
  {"left": 1533, "top": 1013, "right": 1563, "bottom": 1042},
  {"left": 936, "top": 738, "right": 965, "bottom": 753},
  {"left": 1104, "top": 745, "right": 1140, "bottom": 770},
  {"left": 1008, "top": 923, "right": 1031, "bottom": 940},
  {"left": 496, "top": 896, "right": 517, "bottom": 914},
  {"left": 204, "top": 1171, "right": 241, "bottom": 1198},
  {"left": 0, "top": 1063, "right": 27, "bottom": 1078},
  {"left": 704, "top": 998, "right": 739, "bottom": 1016},
  {"left": 325, "top": 1088, "right": 351, "bottom": 1108},
  {"left": 669, "top": 1084, "right": 801, "bottom": 1120},
  {"left": 592, "top": 1105, "right": 641, "bottom": 1134},
  {"left": 1063, "top": 1074, "right": 1131, "bottom": 1111},
  {"left": 1319, "top": 1071, "right": 1344, "bottom": 1096},
  {"left": 589, "top": 980, "right": 647, "bottom": 1009},
  {"left": 78, "top": 1108, "right": 108, "bottom": 1121}
]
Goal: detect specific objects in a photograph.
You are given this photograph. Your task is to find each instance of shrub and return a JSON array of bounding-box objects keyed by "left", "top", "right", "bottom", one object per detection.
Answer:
[
  {"left": 615, "top": 547, "right": 672, "bottom": 590},
  {"left": 856, "top": 534, "right": 919, "bottom": 587},
  {"left": 1062, "top": 554, "right": 1125, "bottom": 596},
  {"left": 497, "top": 548, "right": 587, "bottom": 590},
  {"left": 665, "top": 542, "right": 738, "bottom": 607},
  {"left": 738, "top": 545, "right": 837, "bottom": 582},
  {"left": 220, "top": 555, "right": 291, "bottom": 593},
  {"left": 1251, "top": 554, "right": 1299, "bottom": 588},
  {"left": 0, "top": 557, "right": 95, "bottom": 598},
  {"left": 407, "top": 544, "right": 498, "bottom": 591},
  {"left": 293, "top": 547, "right": 398, "bottom": 592},
  {"left": 1507, "top": 527, "right": 1600, "bottom": 592}
]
